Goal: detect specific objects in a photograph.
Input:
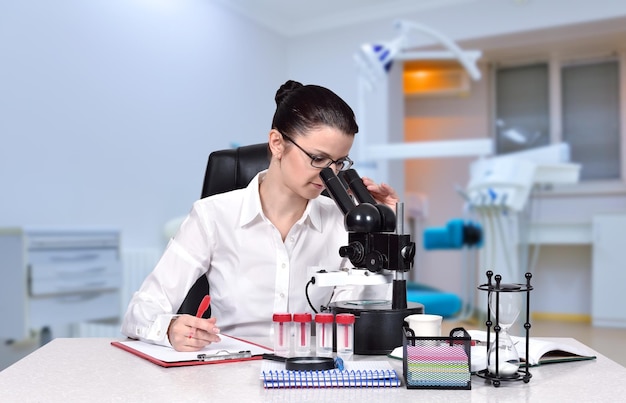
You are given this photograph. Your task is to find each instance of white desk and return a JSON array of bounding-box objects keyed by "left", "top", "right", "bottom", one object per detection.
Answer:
[{"left": 1, "top": 337, "right": 624, "bottom": 402}]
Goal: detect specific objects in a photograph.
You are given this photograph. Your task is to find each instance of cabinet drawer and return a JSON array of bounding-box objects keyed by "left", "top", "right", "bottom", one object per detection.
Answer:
[
  {"left": 29, "top": 290, "right": 121, "bottom": 329},
  {"left": 29, "top": 260, "right": 122, "bottom": 296},
  {"left": 29, "top": 248, "right": 118, "bottom": 265}
]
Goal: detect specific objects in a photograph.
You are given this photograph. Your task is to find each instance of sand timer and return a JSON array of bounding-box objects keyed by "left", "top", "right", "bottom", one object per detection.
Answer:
[
  {"left": 477, "top": 270, "right": 533, "bottom": 387},
  {"left": 487, "top": 282, "right": 522, "bottom": 376}
]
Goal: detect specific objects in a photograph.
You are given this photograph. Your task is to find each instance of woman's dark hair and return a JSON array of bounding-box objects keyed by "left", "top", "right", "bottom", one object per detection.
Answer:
[{"left": 271, "top": 80, "right": 358, "bottom": 138}]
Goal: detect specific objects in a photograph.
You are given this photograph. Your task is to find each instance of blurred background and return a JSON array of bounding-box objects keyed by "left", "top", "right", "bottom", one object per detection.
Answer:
[{"left": 2, "top": 0, "right": 626, "bottom": 369}]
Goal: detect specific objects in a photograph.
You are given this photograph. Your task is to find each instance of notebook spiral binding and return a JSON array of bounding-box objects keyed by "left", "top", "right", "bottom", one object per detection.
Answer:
[
  {"left": 402, "top": 326, "right": 472, "bottom": 390},
  {"left": 261, "top": 366, "right": 401, "bottom": 388}
]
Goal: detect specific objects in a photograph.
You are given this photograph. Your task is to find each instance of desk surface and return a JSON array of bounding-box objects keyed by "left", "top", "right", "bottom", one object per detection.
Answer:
[{"left": 1, "top": 337, "right": 625, "bottom": 402}]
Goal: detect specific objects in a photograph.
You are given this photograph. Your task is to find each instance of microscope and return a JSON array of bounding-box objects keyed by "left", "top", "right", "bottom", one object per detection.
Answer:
[{"left": 316, "top": 167, "right": 423, "bottom": 355}]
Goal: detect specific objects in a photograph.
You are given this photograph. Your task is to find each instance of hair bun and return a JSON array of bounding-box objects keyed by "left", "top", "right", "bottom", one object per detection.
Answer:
[{"left": 275, "top": 80, "right": 303, "bottom": 106}]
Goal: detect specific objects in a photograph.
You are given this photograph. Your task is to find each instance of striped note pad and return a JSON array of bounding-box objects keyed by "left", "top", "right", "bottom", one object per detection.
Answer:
[{"left": 405, "top": 344, "right": 471, "bottom": 389}]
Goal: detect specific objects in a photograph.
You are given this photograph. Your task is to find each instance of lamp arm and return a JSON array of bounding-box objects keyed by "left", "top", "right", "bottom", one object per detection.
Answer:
[{"left": 394, "top": 20, "right": 482, "bottom": 80}]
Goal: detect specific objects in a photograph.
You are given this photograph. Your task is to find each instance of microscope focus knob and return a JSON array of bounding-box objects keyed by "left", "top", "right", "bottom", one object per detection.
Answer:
[
  {"left": 365, "top": 251, "right": 386, "bottom": 273},
  {"left": 339, "top": 242, "right": 365, "bottom": 266},
  {"left": 401, "top": 242, "right": 416, "bottom": 263}
]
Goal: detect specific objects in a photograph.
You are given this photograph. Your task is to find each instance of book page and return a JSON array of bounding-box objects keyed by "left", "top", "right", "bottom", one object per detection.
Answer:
[
  {"left": 467, "top": 330, "right": 596, "bottom": 366},
  {"left": 512, "top": 335, "right": 596, "bottom": 365}
]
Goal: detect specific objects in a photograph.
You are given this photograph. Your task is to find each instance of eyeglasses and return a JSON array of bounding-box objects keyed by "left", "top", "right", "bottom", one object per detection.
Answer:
[{"left": 281, "top": 133, "right": 354, "bottom": 171}]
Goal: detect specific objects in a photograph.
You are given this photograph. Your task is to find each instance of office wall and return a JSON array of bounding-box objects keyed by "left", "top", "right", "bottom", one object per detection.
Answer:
[{"left": 0, "top": 0, "right": 286, "bottom": 249}]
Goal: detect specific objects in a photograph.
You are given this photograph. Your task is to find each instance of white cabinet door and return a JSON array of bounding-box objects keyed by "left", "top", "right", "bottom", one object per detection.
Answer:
[
  {"left": 592, "top": 213, "right": 626, "bottom": 328},
  {"left": 0, "top": 228, "right": 122, "bottom": 340}
]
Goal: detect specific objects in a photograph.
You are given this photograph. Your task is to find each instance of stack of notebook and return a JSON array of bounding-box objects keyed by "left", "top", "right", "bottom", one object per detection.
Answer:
[{"left": 405, "top": 344, "right": 471, "bottom": 389}]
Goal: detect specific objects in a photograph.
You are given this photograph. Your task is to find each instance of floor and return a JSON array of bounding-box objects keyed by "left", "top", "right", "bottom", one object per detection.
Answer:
[{"left": 443, "top": 318, "right": 626, "bottom": 367}]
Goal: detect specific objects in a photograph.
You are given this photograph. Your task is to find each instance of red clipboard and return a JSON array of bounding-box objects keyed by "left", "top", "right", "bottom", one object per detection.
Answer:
[{"left": 111, "top": 334, "right": 272, "bottom": 368}]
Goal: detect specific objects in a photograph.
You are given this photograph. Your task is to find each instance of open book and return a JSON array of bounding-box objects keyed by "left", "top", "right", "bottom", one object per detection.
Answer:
[
  {"left": 389, "top": 330, "right": 596, "bottom": 370},
  {"left": 467, "top": 330, "right": 597, "bottom": 367}
]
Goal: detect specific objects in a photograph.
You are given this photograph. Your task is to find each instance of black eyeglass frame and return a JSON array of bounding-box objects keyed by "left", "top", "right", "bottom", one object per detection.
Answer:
[{"left": 280, "top": 133, "right": 354, "bottom": 171}]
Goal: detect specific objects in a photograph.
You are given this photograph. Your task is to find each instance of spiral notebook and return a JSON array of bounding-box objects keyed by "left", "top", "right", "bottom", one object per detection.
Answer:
[{"left": 260, "top": 360, "right": 401, "bottom": 388}]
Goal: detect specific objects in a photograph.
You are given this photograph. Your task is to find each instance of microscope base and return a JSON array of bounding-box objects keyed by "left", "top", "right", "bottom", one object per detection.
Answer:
[{"left": 331, "top": 300, "right": 424, "bottom": 355}]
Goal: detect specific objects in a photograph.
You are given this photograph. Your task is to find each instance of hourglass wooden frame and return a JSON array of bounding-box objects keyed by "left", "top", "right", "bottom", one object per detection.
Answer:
[{"left": 476, "top": 270, "right": 533, "bottom": 387}]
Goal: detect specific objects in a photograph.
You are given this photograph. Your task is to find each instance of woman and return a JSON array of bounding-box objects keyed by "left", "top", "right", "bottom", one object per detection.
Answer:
[{"left": 121, "top": 80, "right": 399, "bottom": 351}]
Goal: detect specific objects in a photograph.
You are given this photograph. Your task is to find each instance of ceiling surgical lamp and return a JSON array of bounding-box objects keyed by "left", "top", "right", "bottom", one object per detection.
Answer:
[
  {"left": 356, "top": 20, "right": 482, "bottom": 91},
  {"left": 354, "top": 20, "right": 492, "bottom": 161}
]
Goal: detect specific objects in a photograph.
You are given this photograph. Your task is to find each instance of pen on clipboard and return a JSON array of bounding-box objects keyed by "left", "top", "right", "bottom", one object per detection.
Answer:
[
  {"left": 188, "top": 295, "right": 211, "bottom": 339},
  {"left": 197, "top": 350, "right": 252, "bottom": 362}
]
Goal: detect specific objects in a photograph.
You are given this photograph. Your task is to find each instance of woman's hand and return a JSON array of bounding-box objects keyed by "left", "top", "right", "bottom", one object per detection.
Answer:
[
  {"left": 167, "top": 315, "right": 221, "bottom": 352},
  {"left": 361, "top": 177, "right": 399, "bottom": 212}
]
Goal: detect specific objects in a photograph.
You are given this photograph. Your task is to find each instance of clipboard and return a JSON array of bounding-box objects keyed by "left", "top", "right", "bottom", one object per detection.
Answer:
[{"left": 111, "top": 334, "right": 272, "bottom": 367}]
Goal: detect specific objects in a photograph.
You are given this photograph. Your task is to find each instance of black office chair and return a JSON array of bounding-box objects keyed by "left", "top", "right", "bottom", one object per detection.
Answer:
[{"left": 176, "top": 143, "right": 270, "bottom": 318}]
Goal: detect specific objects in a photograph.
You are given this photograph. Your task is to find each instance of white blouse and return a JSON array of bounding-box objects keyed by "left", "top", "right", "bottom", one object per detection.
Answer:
[{"left": 121, "top": 171, "right": 389, "bottom": 347}]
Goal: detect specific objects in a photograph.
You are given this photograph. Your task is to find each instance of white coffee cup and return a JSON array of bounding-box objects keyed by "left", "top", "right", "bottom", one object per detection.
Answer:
[{"left": 404, "top": 314, "right": 443, "bottom": 337}]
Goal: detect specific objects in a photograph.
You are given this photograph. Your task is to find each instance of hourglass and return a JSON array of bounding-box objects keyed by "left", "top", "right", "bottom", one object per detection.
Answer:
[
  {"left": 487, "top": 281, "right": 522, "bottom": 377},
  {"left": 477, "top": 271, "right": 533, "bottom": 387}
]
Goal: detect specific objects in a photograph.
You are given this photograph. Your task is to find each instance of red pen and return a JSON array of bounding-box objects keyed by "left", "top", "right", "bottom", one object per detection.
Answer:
[{"left": 188, "top": 295, "right": 211, "bottom": 339}]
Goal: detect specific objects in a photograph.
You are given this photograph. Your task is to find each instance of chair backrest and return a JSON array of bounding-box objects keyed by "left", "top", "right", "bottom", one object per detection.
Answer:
[
  {"left": 201, "top": 143, "right": 270, "bottom": 198},
  {"left": 177, "top": 143, "right": 270, "bottom": 318}
]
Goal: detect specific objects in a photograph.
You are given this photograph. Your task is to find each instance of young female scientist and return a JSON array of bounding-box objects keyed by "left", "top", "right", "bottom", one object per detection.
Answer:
[{"left": 121, "top": 80, "right": 399, "bottom": 351}]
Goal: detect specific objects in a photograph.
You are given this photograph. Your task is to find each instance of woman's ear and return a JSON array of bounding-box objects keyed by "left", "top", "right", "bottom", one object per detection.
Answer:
[{"left": 268, "top": 129, "right": 283, "bottom": 159}]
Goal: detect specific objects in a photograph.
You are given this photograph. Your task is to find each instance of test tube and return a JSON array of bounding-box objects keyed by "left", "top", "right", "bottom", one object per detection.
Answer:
[
  {"left": 293, "top": 313, "right": 312, "bottom": 357},
  {"left": 272, "top": 313, "right": 292, "bottom": 357},
  {"left": 315, "top": 313, "right": 334, "bottom": 357},
  {"left": 335, "top": 313, "right": 355, "bottom": 361}
]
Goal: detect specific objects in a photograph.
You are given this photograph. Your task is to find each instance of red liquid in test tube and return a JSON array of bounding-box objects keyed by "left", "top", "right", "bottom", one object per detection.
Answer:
[
  {"left": 315, "top": 313, "right": 334, "bottom": 358},
  {"left": 335, "top": 313, "right": 355, "bottom": 361},
  {"left": 272, "top": 313, "right": 292, "bottom": 357},
  {"left": 293, "top": 313, "right": 312, "bottom": 356}
]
